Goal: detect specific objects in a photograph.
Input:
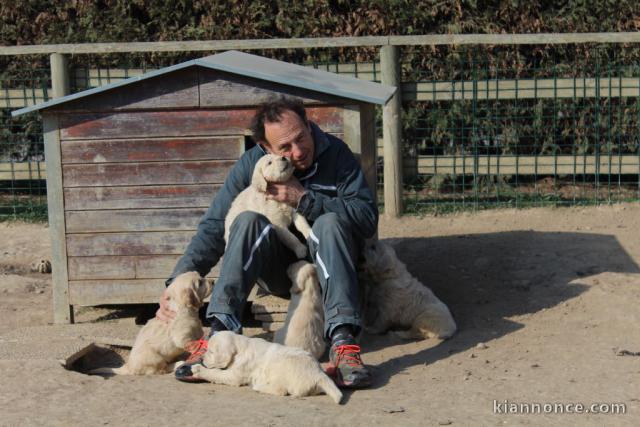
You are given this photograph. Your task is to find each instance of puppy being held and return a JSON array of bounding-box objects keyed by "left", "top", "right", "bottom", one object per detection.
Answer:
[
  {"left": 90, "top": 272, "right": 212, "bottom": 375},
  {"left": 225, "top": 154, "right": 311, "bottom": 258},
  {"left": 190, "top": 331, "right": 342, "bottom": 404},
  {"left": 362, "top": 241, "right": 457, "bottom": 340},
  {"left": 274, "top": 261, "right": 325, "bottom": 359}
]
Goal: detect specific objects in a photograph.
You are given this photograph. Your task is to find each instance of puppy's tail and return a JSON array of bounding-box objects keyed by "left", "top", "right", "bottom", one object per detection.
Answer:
[
  {"left": 316, "top": 374, "right": 343, "bottom": 404},
  {"left": 88, "top": 365, "right": 129, "bottom": 376}
]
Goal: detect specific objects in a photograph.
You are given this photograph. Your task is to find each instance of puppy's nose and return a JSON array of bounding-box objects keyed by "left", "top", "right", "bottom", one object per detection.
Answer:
[{"left": 281, "top": 156, "right": 287, "bottom": 162}]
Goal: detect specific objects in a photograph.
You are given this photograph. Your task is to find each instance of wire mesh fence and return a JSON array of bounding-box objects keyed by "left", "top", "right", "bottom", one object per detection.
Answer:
[
  {"left": 0, "top": 59, "right": 49, "bottom": 219},
  {"left": 2, "top": 41, "right": 640, "bottom": 220},
  {"left": 399, "top": 44, "right": 640, "bottom": 212}
]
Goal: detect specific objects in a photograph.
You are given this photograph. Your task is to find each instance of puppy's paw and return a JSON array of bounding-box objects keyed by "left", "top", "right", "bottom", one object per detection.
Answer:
[
  {"left": 432, "top": 327, "right": 457, "bottom": 340},
  {"left": 392, "top": 329, "right": 422, "bottom": 340},
  {"left": 190, "top": 364, "right": 203, "bottom": 377}
]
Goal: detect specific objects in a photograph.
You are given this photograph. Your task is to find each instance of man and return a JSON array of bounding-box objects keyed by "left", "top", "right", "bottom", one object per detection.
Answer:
[{"left": 157, "top": 96, "right": 378, "bottom": 388}]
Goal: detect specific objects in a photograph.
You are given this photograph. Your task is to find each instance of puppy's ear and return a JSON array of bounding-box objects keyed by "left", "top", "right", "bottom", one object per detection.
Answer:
[
  {"left": 198, "top": 278, "right": 213, "bottom": 301},
  {"left": 183, "top": 287, "right": 200, "bottom": 309},
  {"left": 217, "top": 346, "right": 235, "bottom": 368},
  {"left": 380, "top": 241, "right": 396, "bottom": 256},
  {"left": 251, "top": 160, "right": 268, "bottom": 192},
  {"left": 209, "top": 335, "right": 236, "bottom": 368},
  {"left": 302, "top": 274, "right": 317, "bottom": 294},
  {"left": 286, "top": 261, "right": 306, "bottom": 280},
  {"left": 290, "top": 277, "right": 304, "bottom": 294}
]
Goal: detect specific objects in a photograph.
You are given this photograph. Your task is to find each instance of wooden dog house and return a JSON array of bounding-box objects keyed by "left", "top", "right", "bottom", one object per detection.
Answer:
[{"left": 13, "top": 50, "right": 395, "bottom": 324}]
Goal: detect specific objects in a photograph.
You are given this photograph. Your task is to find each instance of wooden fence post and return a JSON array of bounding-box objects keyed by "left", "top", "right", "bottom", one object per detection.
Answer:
[
  {"left": 381, "top": 45, "right": 403, "bottom": 217},
  {"left": 50, "top": 53, "right": 70, "bottom": 98},
  {"left": 48, "top": 53, "right": 72, "bottom": 323},
  {"left": 43, "top": 115, "right": 73, "bottom": 324}
]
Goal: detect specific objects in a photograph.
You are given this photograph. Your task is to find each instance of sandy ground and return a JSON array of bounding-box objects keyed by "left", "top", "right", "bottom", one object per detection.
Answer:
[{"left": 1, "top": 204, "right": 640, "bottom": 426}]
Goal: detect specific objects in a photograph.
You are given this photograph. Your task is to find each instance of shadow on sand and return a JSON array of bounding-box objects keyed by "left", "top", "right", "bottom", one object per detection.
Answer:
[{"left": 361, "top": 230, "right": 639, "bottom": 390}]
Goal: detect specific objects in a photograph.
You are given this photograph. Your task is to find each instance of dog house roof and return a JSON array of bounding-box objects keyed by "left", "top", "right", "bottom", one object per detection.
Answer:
[{"left": 12, "top": 50, "right": 396, "bottom": 117}]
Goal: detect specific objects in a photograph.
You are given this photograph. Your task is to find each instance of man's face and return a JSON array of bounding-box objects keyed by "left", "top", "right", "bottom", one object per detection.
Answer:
[{"left": 262, "top": 110, "right": 315, "bottom": 171}]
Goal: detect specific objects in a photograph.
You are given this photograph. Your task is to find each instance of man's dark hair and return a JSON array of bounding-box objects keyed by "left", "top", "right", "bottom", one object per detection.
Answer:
[{"left": 250, "top": 96, "right": 308, "bottom": 143}]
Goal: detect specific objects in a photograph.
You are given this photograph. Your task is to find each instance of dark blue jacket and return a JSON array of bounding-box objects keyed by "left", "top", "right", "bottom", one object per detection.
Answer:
[{"left": 166, "top": 122, "right": 378, "bottom": 285}]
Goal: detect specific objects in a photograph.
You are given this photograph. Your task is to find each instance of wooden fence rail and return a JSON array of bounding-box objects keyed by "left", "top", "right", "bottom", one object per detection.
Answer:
[{"left": 4, "top": 32, "right": 640, "bottom": 55}]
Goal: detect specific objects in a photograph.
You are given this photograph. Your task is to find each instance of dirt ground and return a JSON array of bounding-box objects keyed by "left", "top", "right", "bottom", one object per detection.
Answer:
[{"left": 1, "top": 204, "right": 639, "bottom": 426}]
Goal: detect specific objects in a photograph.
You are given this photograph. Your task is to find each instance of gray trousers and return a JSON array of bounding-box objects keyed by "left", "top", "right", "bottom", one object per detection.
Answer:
[{"left": 206, "top": 211, "right": 362, "bottom": 338}]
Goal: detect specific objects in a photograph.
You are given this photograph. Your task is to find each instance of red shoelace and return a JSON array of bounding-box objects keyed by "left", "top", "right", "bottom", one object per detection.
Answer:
[
  {"left": 332, "top": 344, "right": 363, "bottom": 367},
  {"left": 184, "top": 338, "right": 208, "bottom": 363}
]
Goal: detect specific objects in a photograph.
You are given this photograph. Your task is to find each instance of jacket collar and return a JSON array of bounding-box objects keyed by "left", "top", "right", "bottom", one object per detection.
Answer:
[
  {"left": 292, "top": 121, "right": 331, "bottom": 181},
  {"left": 309, "top": 121, "right": 331, "bottom": 160}
]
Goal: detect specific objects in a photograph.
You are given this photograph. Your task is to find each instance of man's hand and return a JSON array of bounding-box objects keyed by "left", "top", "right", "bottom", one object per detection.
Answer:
[
  {"left": 266, "top": 177, "right": 305, "bottom": 208},
  {"left": 155, "top": 288, "right": 176, "bottom": 323}
]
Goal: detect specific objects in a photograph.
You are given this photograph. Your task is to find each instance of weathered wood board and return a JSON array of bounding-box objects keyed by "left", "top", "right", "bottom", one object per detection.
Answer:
[
  {"left": 61, "top": 136, "right": 243, "bottom": 163},
  {"left": 63, "top": 185, "right": 218, "bottom": 210},
  {"left": 53, "top": 68, "right": 200, "bottom": 112},
  {"left": 254, "top": 312, "right": 287, "bottom": 322},
  {"left": 67, "top": 255, "right": 221, "bottom": 281},
  {"left": 62, "top": 160, "right": 234, "bottom": 187},
  {"left": 60, "top": 110, "right": 255, "bottom": 140},
  {"left": 69, "top": 279, "right": 169, "bottom": 305},
  {"left": 59, "top": 108, "right": 342, "bottom": 140},
  {"left": 199, "top": 69, "right": 351, "bottom": 107},
  {"left": 250, "top": 294, "right": 290, "bottom": 314},
  {"left": 65, "top": 208, "right": 207, "bottom": 233},
  {"left": 260, "top": 321, "right": 286, "bottom": 332},
  {"left": 66, "top": 231, "right": 195, "bottom": 257}
]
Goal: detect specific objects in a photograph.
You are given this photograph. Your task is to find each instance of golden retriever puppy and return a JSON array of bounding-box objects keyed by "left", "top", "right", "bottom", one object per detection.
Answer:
[
  {"left": 191, "top": 331, "right": 342, "bottom": 404},
  {"left": 362, "top": 241, "right": 457, "bottom": 340},
  {"left": 274, "top": 261, "right": 325, "bottom": 359},
  {"left": 90, "top": 272, "right": 212, "bottom": 375},
  {"left": 225, "top": 154, "right": 311, "bottom": 258}
]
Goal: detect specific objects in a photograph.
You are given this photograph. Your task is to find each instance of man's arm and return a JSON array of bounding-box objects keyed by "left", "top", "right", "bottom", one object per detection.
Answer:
[{"left": 296, "top": 143, "right": 378, "bottom": 239}]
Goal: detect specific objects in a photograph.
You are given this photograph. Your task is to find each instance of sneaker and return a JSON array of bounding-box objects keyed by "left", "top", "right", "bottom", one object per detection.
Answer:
[
  {"left": 174, "top": 336, "right": 209, "bottom": 382},
  {"left": 328, "top": 343, "right": 372, "bottom": 388}
]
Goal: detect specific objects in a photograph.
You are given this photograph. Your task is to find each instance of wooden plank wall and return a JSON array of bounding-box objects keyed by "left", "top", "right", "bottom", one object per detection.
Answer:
[
  {"left": 61, "top": 106, "right": 343, "bottom": 306},
  {"left": 61, "top": 112, "right": 241, "bottom": 304}
]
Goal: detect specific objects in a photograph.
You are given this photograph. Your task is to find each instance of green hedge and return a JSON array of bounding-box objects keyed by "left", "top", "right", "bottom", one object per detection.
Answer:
[{"left": 2, "top": 1, "right": 640, "bottom": 46}]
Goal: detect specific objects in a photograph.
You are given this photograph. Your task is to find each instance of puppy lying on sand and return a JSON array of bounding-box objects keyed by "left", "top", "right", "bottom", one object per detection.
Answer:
[
  {"left": 362, "top": 241, "right": 457, "bottom": 340},
  {"left": 225, "top": 154, "right": 311, "bottom": 258},
  {"left": 190, "top": 331, "right": 342, "bottom": 404},
  {"left": 91, "top": 272, "right": 212, "bottom": 375},
  {"left": 274, "top": 261, "right": 325, "bottom": 359}
]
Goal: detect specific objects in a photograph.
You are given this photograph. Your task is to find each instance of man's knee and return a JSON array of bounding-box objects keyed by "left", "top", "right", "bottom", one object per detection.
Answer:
[
  {"left": 230, "top": 211, "right": 270, "bottom": 232},
  {"left": 311, "top": 212, "right": 352, "bottom": 237}
]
